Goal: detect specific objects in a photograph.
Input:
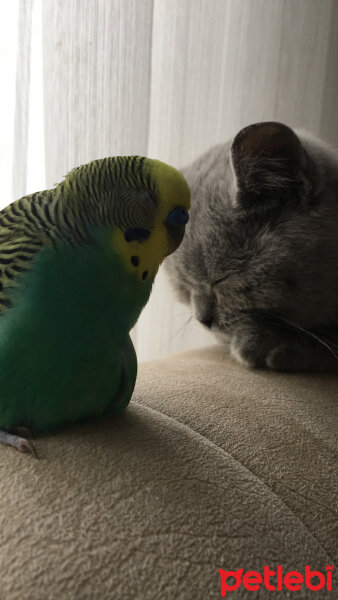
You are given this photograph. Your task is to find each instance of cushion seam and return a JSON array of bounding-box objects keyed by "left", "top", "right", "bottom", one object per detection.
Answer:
[{"left": 132, "top": 400, "right": 336, "bottom": 565}]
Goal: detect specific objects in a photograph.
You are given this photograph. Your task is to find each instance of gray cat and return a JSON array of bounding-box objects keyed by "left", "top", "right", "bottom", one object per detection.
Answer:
[{"left": 165, "top": 122, "right": 338, "bottom": 372}]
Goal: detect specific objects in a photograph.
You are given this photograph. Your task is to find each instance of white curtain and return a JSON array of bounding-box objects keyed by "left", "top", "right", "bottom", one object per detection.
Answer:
[{"left": 1, "top": 0, "right": 338, "bottom": 362}]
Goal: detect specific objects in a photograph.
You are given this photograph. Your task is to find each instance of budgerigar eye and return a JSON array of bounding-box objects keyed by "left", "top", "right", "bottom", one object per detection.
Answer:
[{"left": 166, "top": 206, "right": 189, "bottom": 226}]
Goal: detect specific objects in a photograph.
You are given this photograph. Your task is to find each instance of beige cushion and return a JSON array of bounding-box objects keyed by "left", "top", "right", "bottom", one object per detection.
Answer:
[{"left": 0, "top": 346, "right": 337, "bottom": 598}]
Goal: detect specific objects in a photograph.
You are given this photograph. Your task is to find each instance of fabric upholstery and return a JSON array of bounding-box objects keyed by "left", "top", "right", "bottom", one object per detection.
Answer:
[{"left": 0, "top": 346, "right": 337, "bottom": 598}]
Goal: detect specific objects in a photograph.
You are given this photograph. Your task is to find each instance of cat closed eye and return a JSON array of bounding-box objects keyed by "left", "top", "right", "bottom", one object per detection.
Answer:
[{"left": 212, "top": 275, "right": 230, "bottom": 286}]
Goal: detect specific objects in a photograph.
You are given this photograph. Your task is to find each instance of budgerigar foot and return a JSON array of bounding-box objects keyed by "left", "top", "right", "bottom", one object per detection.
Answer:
[
  {"left": 0, "top": 429, "right": 37, "bottom": 458},
  {"left": 16, "top": 426, "right": 33, "bottom": 440}
]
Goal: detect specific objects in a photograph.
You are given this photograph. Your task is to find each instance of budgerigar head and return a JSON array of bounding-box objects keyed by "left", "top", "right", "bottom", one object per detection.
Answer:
[{"left": 62, "top": 156, "right": 190, "bottom": 283}]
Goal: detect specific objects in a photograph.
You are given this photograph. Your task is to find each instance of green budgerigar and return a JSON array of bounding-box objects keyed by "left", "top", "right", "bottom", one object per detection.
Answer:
[{"left": 0, "top": 156, "right": 190, "bottom": 455}]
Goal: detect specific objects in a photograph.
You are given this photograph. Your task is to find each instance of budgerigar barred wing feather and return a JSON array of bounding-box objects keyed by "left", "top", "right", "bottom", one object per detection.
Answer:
[
  {"left": 0, "top": 188, "right": 100, "bottom": 313},
  {"left": 0, "top": 157, "right": 160, "bottom": 313},
  {"left": 0, "top": 193, "right": 53, "bottom": 312}
]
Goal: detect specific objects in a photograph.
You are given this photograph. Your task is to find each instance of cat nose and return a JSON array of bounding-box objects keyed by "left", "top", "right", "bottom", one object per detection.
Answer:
[{"left": 199, "top": 317, "right": 213, "bottom": 329}]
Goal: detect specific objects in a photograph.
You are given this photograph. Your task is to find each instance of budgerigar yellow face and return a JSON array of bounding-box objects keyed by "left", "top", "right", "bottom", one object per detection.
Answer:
[{"left": 113, "top": 158, "right": 190, "bottom": 283}]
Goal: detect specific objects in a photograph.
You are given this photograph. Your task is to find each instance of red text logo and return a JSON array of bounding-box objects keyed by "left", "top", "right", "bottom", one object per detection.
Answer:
[{"left": 219, "top": 564, "right": 333, "bottom": 596}]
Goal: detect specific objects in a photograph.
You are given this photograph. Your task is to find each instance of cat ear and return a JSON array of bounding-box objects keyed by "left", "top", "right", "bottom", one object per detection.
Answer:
[{"left": 230, "top": 121, "right": 314, "bottom": 207}]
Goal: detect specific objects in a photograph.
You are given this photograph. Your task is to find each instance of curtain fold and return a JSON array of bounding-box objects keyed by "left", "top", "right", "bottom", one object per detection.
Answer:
[
  {"left": 12, "top": 0, "right": 33, "bottom": 200},
  {"left": 5, "top": 0, "right": 338, "bottom": 361},
  {"left": 0, "top": 0, "right": 19, "bottom": 204},
  {"left": 42, "top": 0, "right": 154, "bottom": 187}
]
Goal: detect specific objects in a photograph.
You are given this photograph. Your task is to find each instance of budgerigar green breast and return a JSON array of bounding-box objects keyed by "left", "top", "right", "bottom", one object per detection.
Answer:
[{"left": 0, "top": 156, "right": 190, "bottom": 453}]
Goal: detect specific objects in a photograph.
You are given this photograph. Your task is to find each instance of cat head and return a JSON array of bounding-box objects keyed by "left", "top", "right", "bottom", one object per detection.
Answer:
[{"left": 165, "top": 121, "right": 338, "bottom": 340}]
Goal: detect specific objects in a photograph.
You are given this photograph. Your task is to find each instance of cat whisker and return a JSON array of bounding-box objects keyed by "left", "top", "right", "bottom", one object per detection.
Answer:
[
  {"left": 256, "top": 312, "right": 338, "bottom": 362},
  {"left": 159, "top": 315, "right": 194, "bottom": 353},
  {"left": 279, "top": 318, "right": 338, "bottom": 362},
  {"left": 161, "top": 311, "right": 193, "bottom": 326}
]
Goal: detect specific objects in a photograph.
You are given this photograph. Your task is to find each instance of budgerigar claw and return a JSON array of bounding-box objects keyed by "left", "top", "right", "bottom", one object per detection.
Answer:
[
  {"left": 17, "top": 437, "right": 38, "bottom": 458},
  {"left": 0, "top": 430, "right": 38, "bottom": 458},
  {"left": 16, "top": 426, "right": 33, "bottom": 440}
]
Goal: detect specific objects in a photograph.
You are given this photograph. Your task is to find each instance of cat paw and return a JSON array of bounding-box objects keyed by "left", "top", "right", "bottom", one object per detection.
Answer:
[
  {"left": 230, "top": 330, "right": 268, "bottom": 369},
  {"left": 230, "top": 327, "right": 297, "bottom": 371},
  {"left": 265, "top": 343, "right": 292, "bottom": 371},
  {"left": 265, "top": 341, "right": 317, "bottom": 372},
  {"left": 230, "top": 327, "right": 314, "bottom": 372}
]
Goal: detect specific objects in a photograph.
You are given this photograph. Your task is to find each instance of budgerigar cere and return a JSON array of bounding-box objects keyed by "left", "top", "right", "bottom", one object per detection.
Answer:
[{"left": 0, "top": 156, "right": 190, "bottom": 455}]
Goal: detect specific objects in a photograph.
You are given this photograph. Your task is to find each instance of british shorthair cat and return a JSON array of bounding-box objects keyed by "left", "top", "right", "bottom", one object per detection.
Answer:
[{"left": 166, "top": 122, "right": 338, "bottom": 372}]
